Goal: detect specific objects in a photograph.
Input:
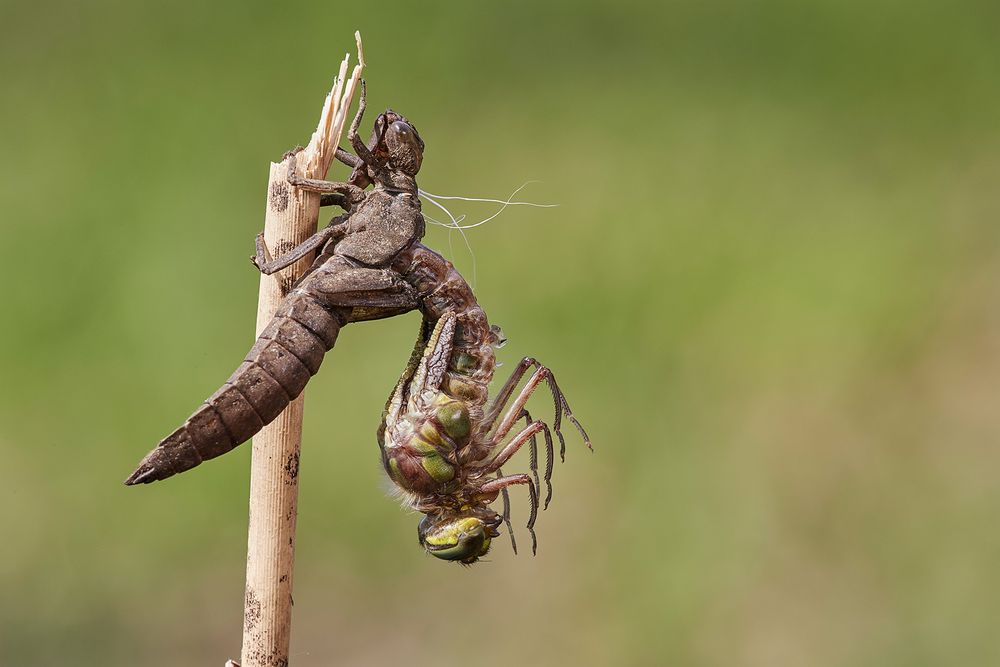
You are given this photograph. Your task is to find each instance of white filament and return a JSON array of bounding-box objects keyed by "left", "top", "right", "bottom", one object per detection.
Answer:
[
  {"left": 418, "top": 182, "right": 558, "bottom": 289},
  {"left": 421, "top": 193, "right": 479, "bottom": 288},
  {"left": 418, "top": 182, "right": 557, "bottom": 230}
]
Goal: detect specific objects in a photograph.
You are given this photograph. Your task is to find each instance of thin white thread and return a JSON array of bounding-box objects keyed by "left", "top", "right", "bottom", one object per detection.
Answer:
[
  {"left": 422, "top": 194, "right": 479, "bottom": 288},
  {"left": 419, "top": 182, "right": 557, "bottom": 230},
  {"left": 419, "top": 182, "right": 557, "bottom": 290}
]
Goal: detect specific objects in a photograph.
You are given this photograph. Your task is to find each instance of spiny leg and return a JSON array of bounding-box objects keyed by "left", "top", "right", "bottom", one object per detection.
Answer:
[
  {"left": 482, "top": 411, "right": 554, "bottom": 511},
  {"left": 518, "top": 409, "right": 540, "bottom": 495},
  {"left": 518, "top": 410, "right": 556, "bottom": 509},
  {"left": 487, "top": 365, "right": 549, "bottom": 442},
  {"left": 481, "top": 420, "right": 544, "bottom": 475},
  {"left": 484, "top": 358, "right": 592, "bottom": 459},
  {"left": 497, "top": 467, "right": 516, "bottom": 555},
  {"left": 538, "top": 421, "right": 555, "bottom": 509},
  {"left": 487, "top": 361, "right": 592, "bottom": 462},
  {"left": 476, "top": 473, "right": 538, "bottom": 555},
  {"left": 536, "top": 364, "right": 591, "bottom": 459},
  {"left": 482, "top": 357, "right": 537, "bottom": 425}
]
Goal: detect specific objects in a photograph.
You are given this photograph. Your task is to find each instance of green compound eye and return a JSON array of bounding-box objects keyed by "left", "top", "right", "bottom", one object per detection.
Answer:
[
  {"left": 436, "top": 401, "right": 471, "bottom": 439},
  {"left": 420, "top": 516, "right": 490, "bottom": 563}
]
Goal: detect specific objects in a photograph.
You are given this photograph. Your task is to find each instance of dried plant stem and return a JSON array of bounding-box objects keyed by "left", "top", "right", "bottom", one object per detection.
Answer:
[{"left": 234, "top": 33, "right": 364, "bottom": 667}]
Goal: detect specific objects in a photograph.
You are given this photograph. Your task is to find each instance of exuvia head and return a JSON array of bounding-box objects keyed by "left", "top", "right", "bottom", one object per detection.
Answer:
[
  {"left": 348, "top": 109, "right": 424, "bottom": 193},
  {"left": 382, "top": 111, "right": 424, "bottom": 176},
  {"left": 418, "top": 510, "right": 502, "bottom": 564}
]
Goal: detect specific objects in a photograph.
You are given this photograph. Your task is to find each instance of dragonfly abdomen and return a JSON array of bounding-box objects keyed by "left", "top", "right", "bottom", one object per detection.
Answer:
[{"left": 125, "top": 284, "right": 349, "bottom": 485}]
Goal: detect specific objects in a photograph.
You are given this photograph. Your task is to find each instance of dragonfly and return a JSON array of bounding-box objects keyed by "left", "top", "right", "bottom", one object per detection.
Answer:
[{"left": 125, "top": 83, "right": 591, "bottom": 562}]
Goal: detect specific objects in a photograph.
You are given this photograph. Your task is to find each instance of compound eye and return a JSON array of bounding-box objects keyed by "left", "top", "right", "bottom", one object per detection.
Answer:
[
  {"left": 417, "top": 515, "right": 433, "bottom": 543},
  {"left": 422, "top": 517, "right": 490, "bottom": 563},
  {"left": 390, "top": 121, "right": 414, "bottom": 140}
]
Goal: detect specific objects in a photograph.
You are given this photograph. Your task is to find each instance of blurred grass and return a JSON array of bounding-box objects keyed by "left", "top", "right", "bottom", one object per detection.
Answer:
[{"left": 2, "top": 0, "right": 1000, "bottom": 665}]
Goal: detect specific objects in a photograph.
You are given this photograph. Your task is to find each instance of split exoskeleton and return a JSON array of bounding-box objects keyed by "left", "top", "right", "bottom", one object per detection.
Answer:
[{"left": 126, "top": 81, "right": 590, "bottom": 563}]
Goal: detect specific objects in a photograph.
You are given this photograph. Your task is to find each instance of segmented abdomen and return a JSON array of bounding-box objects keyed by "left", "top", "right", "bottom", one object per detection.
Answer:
[{"left": 125, "top": 261, "right": 354, "bottom": 485}]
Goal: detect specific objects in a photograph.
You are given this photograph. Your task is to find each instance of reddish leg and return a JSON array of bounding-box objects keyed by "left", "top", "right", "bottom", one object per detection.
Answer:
[
  {"left": 476, "top": 473, "right": 538, "bottom": 555},
  {"left": 482, "top": 358, "right": 591, "bottom": 462},
  {"left": 482, "top": 410, "right": 555, "bottom": 511},
  {"left": 481, "top": 421, "right": 544, "bottom": 474},
  {"left": 519, "top": 409, "right": 541, "bottom": 496},
  {"left": 482, "top": 357, "right": 538, "bottom": 425},
  {"left": 497, "top": 467, "right": 516, "bottom": 555}
]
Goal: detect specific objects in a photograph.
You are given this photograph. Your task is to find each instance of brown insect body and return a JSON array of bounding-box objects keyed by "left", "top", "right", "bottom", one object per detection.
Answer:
[
  {"left": 126, "top": 87, "right": 591, "bottom": 566},
  {"left": 124, "top": 244, "right": 414, "bottom": 486},
  {"left": 126, "top": 96, "right": 429, "bottom": 486}
]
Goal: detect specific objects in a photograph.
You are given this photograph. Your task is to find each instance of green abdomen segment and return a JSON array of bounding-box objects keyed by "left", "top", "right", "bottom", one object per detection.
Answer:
[{"left": 384, "top": 421, "right": 458, "bottom": 494}]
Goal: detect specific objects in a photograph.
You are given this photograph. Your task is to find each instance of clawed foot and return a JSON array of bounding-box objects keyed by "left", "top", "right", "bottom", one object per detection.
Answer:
[{"left": 250, "top": 232, "right": 272, "bottom": 273}]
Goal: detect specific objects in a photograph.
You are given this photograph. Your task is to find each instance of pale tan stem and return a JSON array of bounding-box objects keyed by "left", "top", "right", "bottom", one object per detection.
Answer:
[{"left": 236, "top": 32, "right": 364, "bottom": 667}]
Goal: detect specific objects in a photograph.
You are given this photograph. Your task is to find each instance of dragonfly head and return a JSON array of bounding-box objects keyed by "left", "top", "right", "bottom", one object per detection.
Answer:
[
  {"left": 350, "top": 109, "right": 425, "bottom": 191},
  {"left": 367, "top": 110, "right": 424, "bottom": 176},
  {"left": 383, "top": 112, "right": 424, "bottom": 176},
  {"left": 417, "top": 509, "right": 501, "bottom": 565}
]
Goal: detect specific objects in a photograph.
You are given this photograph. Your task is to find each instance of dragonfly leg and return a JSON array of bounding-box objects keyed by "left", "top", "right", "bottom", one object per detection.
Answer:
[
  {"left": 475, "top": 473, "right": 538, "bottom": 555},
  {"left": 347, "top": 79, "right": 387, "bottom": 175},
  {"left": 251, "top": 222, "right": 345, "bottom": 275},
  {"left": 309, "top": 82, "right": 381, "bottom": 188},
  {"left": 348, "top": 78, "right": 372, "bottom": 163},
  {"left": 479, "top": 412, "right": 554, "bottom": 510},
  {"left": 481, "top": 357, "right": 536, "bottom": 425},
  {"left": 285, "top": 150, "right": 366, "bottom": 201},
  {"left": 496, "top": 467, "right": 516, "bottom": 554},
  {"left": 518, "top": 409, "right": 541, "bottom": 496},
  {"left": 485, "top": 362, "right": 591, "bottom": 462},
  {"left": 319, "top": 191, "right": 350, "bottom": 208},
  {"left": 481, "top": 420, "right": 543, "bottom": 475},
  {"left": 302, "top": 263, "right": 420, "bottom": 316}
]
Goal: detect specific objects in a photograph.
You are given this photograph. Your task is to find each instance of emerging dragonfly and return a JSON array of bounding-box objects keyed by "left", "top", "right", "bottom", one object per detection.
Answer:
[
  {"left": 126, "top": 81, "right": 590, "bottom": 562},
  {"left": 380, "top": 245, "right": 592, "bottom": 563}
]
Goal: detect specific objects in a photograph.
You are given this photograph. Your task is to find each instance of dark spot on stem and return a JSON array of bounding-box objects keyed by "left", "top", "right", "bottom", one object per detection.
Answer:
[
  {"left": 284, "top": 451, "right": 300, "bottom": 483},
  {"left": 273, "top": 240, "right": 296, "bottom": 257},
  {"left": 269, "top": 181, "right": 289, "bottom": 213},
  {"left": 271, "top": 241, "right": 298, "bottom": 296},
  {"left": 244, "top": 589, "right": 261, "bottom": 631}
]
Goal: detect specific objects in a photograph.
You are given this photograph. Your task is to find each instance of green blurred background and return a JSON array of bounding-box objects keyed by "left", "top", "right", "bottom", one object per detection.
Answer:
[{"left": 2, "top": 0, "right": 999, "bottom": 665}]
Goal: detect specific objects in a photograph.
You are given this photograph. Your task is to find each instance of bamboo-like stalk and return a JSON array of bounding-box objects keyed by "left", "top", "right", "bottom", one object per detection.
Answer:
[{"left": 233, "top": 33, "right": 364, "bottom": 667}]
